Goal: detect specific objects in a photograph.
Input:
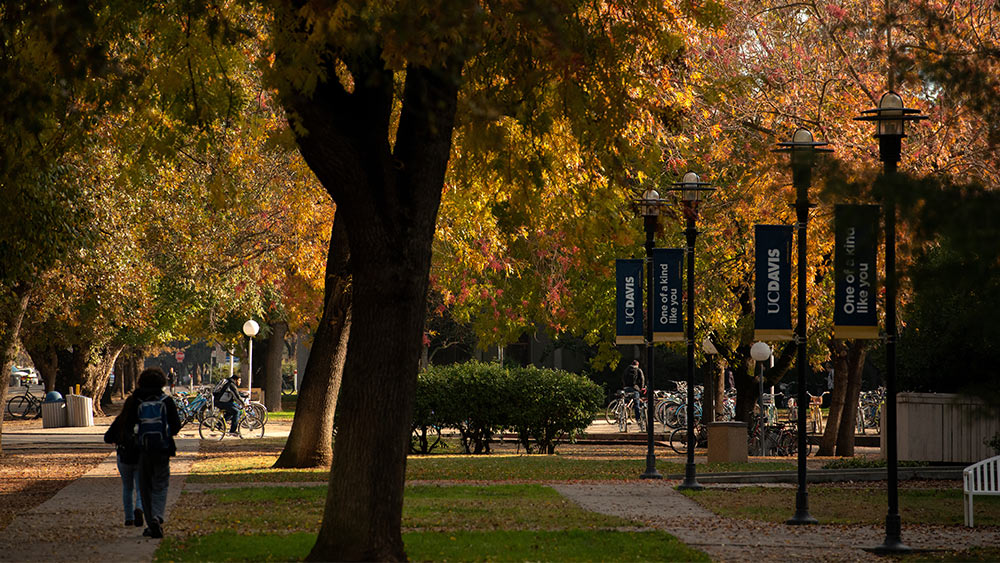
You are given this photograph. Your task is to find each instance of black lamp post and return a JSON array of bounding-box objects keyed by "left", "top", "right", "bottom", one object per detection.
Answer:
[
  {"left": 669, "top": 172, "right": 714, "bottom": 491},
  {"left": 775, "top": 128, "right": 832, "bottom": 525},
  {"left": 855, "top": 91, "right": 926, "bottom": 554},
  {"left": 637, "top": 187, "right": 664, "bottom": 480}
]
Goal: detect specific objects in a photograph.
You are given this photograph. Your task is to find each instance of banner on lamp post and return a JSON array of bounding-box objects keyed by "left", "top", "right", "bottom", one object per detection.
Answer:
[
  {"left": 615, "top": 259, "right": 644, "bottom": 344},
  {"left": 834, "top": 204, "right": 880, "bottom": 339},
  {"left": 652, "top": 248, "right": 685, "bottom": 342},
  {"left": 754, "top": 224, "right": 795, "bottom": 340}
]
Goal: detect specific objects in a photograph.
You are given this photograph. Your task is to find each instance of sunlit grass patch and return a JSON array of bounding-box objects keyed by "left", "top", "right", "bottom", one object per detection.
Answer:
[{"left": 188, "top": 453, "right": 328, "bottom": 483}]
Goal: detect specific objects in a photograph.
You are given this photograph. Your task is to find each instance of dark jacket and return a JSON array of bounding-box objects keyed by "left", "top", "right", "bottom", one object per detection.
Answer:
[
  {"left": 116, "top": 386, "right": 182, "bottom": 457},
  {"left": 214, "top": 377, "right": 241, "bottom": 405},
  {"left": 624, "top": 364, "right": 645, "bottom": 390},
  {"left": 104, "top": 412, "right": 141, "bottom": 464}
]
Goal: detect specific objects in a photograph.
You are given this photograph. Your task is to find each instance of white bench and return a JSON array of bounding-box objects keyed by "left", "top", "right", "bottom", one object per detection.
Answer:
[{"left": 964, "top": 454, "right": 1000, "bottom": 527}]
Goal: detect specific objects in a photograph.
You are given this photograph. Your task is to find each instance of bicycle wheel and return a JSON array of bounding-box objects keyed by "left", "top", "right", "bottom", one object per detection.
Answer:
[
  {"left": 248, "top": 401, "right": 268, "bottom": 425},
  {"left": 239, "top": 413, "right": 265, "bottom": 439},
  {"left": 6, "top": 395, "right": 32, "bottom": 419},
  {"left": 199, "top": 415, "right": 227, "bottom": 441},
  {"left": 669, "top": 427, "right": 690, "bottom": 455},
  {"left": 604, "top": 400, "right": 620, "bottom": 425}
]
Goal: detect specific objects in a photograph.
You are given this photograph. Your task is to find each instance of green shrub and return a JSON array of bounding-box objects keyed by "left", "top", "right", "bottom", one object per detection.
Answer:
[
  {"left": 509, "top": 366, "right": 603, "bottom": 454},
  {"left": 413, "top": 362, "right": 602, "bottom": 455}
]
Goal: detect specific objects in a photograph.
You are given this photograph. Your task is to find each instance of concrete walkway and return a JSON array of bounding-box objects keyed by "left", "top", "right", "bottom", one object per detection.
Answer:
[
  {"left": 554, "top": 481, "right": 1000, "bottom": 562},
  {"left": 0, "top": 435, "right": 198, "bottom": 562}
]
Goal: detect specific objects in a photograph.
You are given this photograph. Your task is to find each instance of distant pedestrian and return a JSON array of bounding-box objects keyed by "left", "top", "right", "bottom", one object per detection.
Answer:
[
  {"left": 103, "top": 410, "right": 144, "bottom": 528},
  {"left": 120, "top": 367, "right": 180, "bottom": 539},
  {"left": 622, "top": 360, "right": 645, "bottom": 421},
  {"left": 167, "top": 367, "right": 175, "bottom": 393}
]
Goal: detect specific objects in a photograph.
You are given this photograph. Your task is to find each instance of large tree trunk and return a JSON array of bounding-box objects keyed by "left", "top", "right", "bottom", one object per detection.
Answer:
[
  {"left": 0, "top": 283, "right": 32, "bottom": 454},
  {"left": 72, "top": 339, "right": 126, "bottom": 416},
  {"left": 278, "top": 29, "right": 460, "bottom": 556},
  {"left": 836, "top": 341, "right": 867, "bottom": 457},
  {"left": 274, "top": 218, "right": 351, "bottom": 469},
  {"left": 701, "top": 359, "right": 715, "bottom": 423},
  {"left": 819, "top": 340, "right": 851, "bottom": 456},
  {"left": 264, "top": 320, "right": 288, "bottom": 412},
  {"left": 25, "top": 342, "right": 59, "bottom": 393}
]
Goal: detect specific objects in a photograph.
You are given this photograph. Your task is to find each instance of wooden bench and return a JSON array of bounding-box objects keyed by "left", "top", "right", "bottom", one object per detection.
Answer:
[{"left": 964, "top": 454, "right": 1000, "bottom": 526}]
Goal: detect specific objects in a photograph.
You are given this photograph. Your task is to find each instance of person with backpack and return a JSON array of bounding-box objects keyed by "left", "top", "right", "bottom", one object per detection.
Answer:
[
  {"left": 121, "top": 367, "right": 181, "bottom": 539},
  {"left": 213, "top": 374, "right": 242, "bottom": 435},
  {"left": 103, "top": 408, "right": 144, "bottom": 528}
]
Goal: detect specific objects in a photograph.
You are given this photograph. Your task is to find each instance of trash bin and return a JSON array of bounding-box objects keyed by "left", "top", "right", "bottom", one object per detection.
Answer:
[
  {"left": 707, "top": 421, "right": 748, "bottom": 463},
  {"left": 65, "top": 394, "right": 94, "bottom": 427},
  {"left": 42, "top": 392, "right": 67, "bottom": 428}
]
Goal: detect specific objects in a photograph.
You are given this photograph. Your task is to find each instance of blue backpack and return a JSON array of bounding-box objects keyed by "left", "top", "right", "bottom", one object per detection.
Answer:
[{"left": 137, "top": 394, "right": 170, "bottom": 452}]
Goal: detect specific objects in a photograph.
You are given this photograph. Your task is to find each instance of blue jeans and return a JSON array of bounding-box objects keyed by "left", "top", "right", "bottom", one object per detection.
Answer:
[
  {"left": 116, "top": 456, "right": 142, "bottom": 520},
  {"left": 139, "top": 454, "right": 170, "bottom": 525},
  {"left": 218, "top": 402, "right": 240, "bottom": 433},
  {"left": 628, "top": 387, "right": 643, "bottom": 421}
]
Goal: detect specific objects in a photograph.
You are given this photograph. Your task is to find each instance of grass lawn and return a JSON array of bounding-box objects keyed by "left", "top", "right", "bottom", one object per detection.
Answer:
[
  {"left": 188, "top": 451, "right": 796, "bottom": 483},
  {"left": 680, "top": 483, "right": 1000, "bottom": 526},
  {"left": 157, "top": 484, "right": 708, "bottom": 562}
]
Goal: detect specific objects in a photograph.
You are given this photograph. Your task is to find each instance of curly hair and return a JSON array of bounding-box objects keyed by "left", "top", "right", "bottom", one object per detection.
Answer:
[{"left": 137, "top": 367, "right": 167, "bottom": 389}]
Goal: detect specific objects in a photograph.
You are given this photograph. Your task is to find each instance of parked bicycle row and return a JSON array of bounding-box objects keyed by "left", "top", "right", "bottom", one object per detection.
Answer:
[
  {"left": 2, "top": 375, "right": 268, "bottom": 442},
  {"left": 170, "top": 374, "right": 268, "bottom": 441}
]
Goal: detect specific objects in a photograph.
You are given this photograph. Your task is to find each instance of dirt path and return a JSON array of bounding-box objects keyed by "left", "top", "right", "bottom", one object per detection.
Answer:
[{"left": 554, "top": 481, "right": 1000, "bottom": 562}]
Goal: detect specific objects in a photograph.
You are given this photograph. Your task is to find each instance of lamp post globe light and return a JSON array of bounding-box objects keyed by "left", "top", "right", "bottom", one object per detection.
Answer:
[
  {"left": 668, "top": 171, "right": 715, "bottom": 491},
  {"left": 855, "top": 91, "right": 927, "bottom": 554},
  {"left": 750, "top": 342, "right": 772, "bottom": 456},
  {"left": 243, "top": 319, "right": 260, "bottom": 396},
  {"left": 774, "top": 127, "right": 832, "bottom": 525},
  {"left": 636, "top": 186, "right": 664, "bottom": 480}
]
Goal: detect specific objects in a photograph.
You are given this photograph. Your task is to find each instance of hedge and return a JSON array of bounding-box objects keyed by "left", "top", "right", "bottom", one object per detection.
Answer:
[{"left": 412, "top": 361, "right": 602, "bottom": 454}]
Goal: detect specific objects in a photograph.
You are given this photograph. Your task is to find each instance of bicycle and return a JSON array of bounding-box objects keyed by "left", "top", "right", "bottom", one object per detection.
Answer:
[
  {"left": 172, "top": 387, "right": 215, "bottom": 429},
  {"left": 199, "top": 402, "right": 265, "bottom": 440},
  {"left": 808, "top": 391, "right": 829, "bottom": 433},
  {"left": 5, "top": 383, "right": 42, "bottom": 419},
  {"left": 605, "top": 389, "right": 642, "bottom": 432},
  {"left": 669, "top": 423, "right": 707, "bottom": 455}
]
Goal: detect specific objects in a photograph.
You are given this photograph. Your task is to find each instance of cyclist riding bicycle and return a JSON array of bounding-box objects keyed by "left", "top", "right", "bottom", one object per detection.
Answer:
[
  {"left": 213, "top": 374, "right": 243, "bottom": 435},
  {"left": 623, "top": 360, "right": 645, "bottom": 421}
]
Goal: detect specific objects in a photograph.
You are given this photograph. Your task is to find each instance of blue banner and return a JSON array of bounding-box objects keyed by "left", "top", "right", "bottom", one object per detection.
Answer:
[
  {"left": 616, "top": 259, "right": 644, "bottom": 344},
  {"left": 653, "top": 248, "right": 684, "bottom": 342},
  {"left": 754, "top": 225, "right": 794, "bottom": 340},
  {"left": 834, "top": 204, "right": 880, "bottom": 339}
]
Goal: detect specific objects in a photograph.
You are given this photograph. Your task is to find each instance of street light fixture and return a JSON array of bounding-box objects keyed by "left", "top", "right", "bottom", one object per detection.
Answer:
[
  {"left": 635, "top": 186, "right": 664, "bottom": 480},
  {"left": 855, "top": 91, "right": 927, "bottom": 554},
  {"left": 775, "top": 127, "right": 832, "bottom": 525},
  {"left": 668, "top": 171, "right": 715, "bottom": 491},
  {"left": 750, "top": 341, "right": 772, "bottom": 456},
  {"left": 243, "top": 319, "right": 260, "bottom": 398}
]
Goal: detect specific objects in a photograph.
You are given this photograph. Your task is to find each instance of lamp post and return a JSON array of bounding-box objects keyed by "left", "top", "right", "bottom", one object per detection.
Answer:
[
  {"left": 702, "top": 337, "right": 719, "bottom": 421},
  {"left": 637, "top": 187, "right": 663, "bottom": 480},
  {"left": 750, "top": 342, "right": 772, "bottom": 456},
  {"left": 668, "top": 172, "right": 714, "bottom": 491},
  {"left": 243, "top": 319, "right": 260, "bottom": 397},
  {"left": 855, "top": 91, "right": 926, "bottom": 554},
  {"left": 775, "top": 128, "right": 832, "bottom": 525}
]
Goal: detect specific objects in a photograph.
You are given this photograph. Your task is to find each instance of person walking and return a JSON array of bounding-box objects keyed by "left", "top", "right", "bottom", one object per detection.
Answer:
[
  {"left": 103, "top": 410, "right": 144, "bottom": 528},
  {"left": 121, "top": 367, "right": 181, "bottom": 539},
  {"left": 623, "top": 360, "right": 645, "bottom": 421}
]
